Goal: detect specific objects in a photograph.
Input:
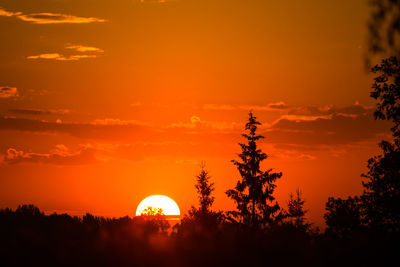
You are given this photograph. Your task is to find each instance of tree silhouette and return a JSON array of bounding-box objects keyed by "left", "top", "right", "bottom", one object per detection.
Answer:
[
  {"left": 370, "top": 56, "right": 400, "bottom": 137},
  {"left": 362, "top": 141, "right": 400, "bottom": 232},
  {"left": 324, "top": 197, "right": 363, "bottom": 238},
  {"left": 178, "top": 163, "right": 221, "bottom": 231},
  {"left": 138, "top": 207, "right": 170, "bottom": 234},
  {"left": 140, "top": 207, "right": 165, "bottom": 216},
  {"left": 325, "top": 57, "right": 400, "bottom": 235},
  {"left": 361, "top": 56, "right": 400, "bottom": 232},
  {"left": 226, "top": 112, "right": 282, "bottom": 228},
  {"left": 15, "top": 204, "right": 43, "bottom": 217},
  {"left": 195, "top": 162, "right": 215, "bottom": 214},
  {"left": 286, "top": 189, "right": 311, "bottom": 231}
]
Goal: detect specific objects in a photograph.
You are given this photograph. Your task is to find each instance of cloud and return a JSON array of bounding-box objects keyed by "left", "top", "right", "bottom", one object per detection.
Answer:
[
  {"left": 287, "top": 101, "right": 374, "bottom": 116},
  {"left": 0, "top": 8, "right": 21, "bottom": 17},
  {"left": 269, "top": 148, "right": 318, "bottom": 160},
  {"left": 0, "top": 116, "right": 150, "bottom": 141},
  {"left": 0, "top": 8, "right": 106, "bottom": 24},
  {"left": 203, "top": 102, "right": 289, "bottom": 111},
  {"left": 26, "top": 53, "right": 62, "bottom": 60},
  {"left": 9, "top": 108, "right": 70, "bottom": 115},
  {"left": 91, "top": 118, "right": 151, "bottom": 126},
  {"left": 170, "top": 116, "right": 240, "bottom": 132},
  {"left": 18, "top": 13, "right": 106, "bottom": 24},
  {"left": 66, "top": 45, "right": 104, "bottom": 53},
  {"left": 139, "top": 0, "right": 174, "bottom": 3},
  {"left": 0, "top": 87, "right": 18, "bottom": 98},
  {"left": 203, "top": 101, "right": 371, "bottom": 116},
  {"left": 2, "top": 144, "right": 98, "bottom": 165},
  {"left": 266, "top": 112, "right": 392, "bottom": 147},
  {"left": 27, "top": 53, "right": 98, "bottom": 61},
  {"left": 28, "top": 44, "right": 104, "bottom": 61},
  {"left": 0, "top": 102, "right": 392, "bottom": 161}
]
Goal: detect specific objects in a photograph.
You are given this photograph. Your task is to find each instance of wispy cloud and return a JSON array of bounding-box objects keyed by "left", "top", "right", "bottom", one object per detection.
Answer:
[
  {"left": 0, "top": 87, "right": 18, "bottom": 98},
  {"left": 66, "top": 45, "right": 104, "bottom": 53},
  {"left": 0, "top": 116, "right": 150, "bottom": 141},
  {"left": 9, "top": 108, "right": 70, "bottom": 116},
  {"left": 139, "top": 0, "right": 174, "bottom": 3},
  {"left": 27, "top": 44, "right": 104, "bottom": 61},
  {"left": 27, "top": 53, "right": 98, "bottom": 61},
  {"left": 170, "top": 116, "right": 240, "bottom": 132},
  {"left": 0, "top": 7, "right": 106, "bottom": 24},
  {"left": 2, "top": 144, "right": 98, "bottom": 165},
  {"left": 0, "top": 8, "right": 20, "bottom": 17},
  {"left": 27, "top": 53, "right": 63, "bottom": 60},
  {"left": 203, "top": 102, "right": 289, "bottom": 111},
  {"left": 91, "top": 118, "right": 151, "bottom": 126}
]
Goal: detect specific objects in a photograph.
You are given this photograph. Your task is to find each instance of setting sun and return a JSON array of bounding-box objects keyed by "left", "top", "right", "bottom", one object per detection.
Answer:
[{"left": 136, "top": 195, "right": 180, "bottom": 217}]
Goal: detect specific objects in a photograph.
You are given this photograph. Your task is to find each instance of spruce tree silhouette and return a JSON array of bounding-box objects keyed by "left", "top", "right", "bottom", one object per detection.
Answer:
[
  {"left": 195, "top": 162, "right": 215, "bottom": 214},
  {"left": 178, "top": 163, "right": 221, "bottom": 231},
  {"left": 226, "top": 112, "right": 282, "bottom": 228},
  {"left": 286, "top": 189, "right": 311, "bottom": 232}
]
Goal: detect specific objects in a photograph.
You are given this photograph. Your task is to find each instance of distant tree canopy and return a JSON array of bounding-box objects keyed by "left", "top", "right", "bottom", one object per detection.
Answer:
[
  {"left": 140, "top": 207, "right": 165, "bottom": 216},
  {"left": 226, "top": 112, "right": 282, "bottom": 228},
  {"left": 324, "top": 197, "right": 363, "bottom": 238}
]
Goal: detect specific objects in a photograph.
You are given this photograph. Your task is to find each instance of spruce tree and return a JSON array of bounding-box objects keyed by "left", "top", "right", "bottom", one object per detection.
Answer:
[
  {"left": 226, "top": 112, "right": 282, "bottom": 228},
  {"left": 287, "top": 189, "right": 311, "bottom": 231},
  {"left": 177, "top": 164, "right": 221, "bottom": 235},
  {"left": 195, "top": 163, "right": 215, "bottom": 214}
]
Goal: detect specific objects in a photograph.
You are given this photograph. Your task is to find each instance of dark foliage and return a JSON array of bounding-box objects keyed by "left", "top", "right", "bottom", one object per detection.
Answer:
[
  {"left": 323, "top": 57, "right": 400, "bottom": 251},
  {"left": 174, "top": 164, "right": 222, "bottom": 240},
  {"left": 362, "top": 57, "right": 400, "bottom": 232},
  {"left": 324, "top": 197, "right": 363, "bottom": 238},
  {"left": 362, "top": 140, "right": 400, "bottom": 232},
  {"left": 1, "top": 204, "right": 398, "bottom": 267},
  {"left": 226, "top": 112, "right": 283, "bottom": 228},
  {"left": 370, "top": 56, "right": 400, "bottom": 136},
  {"left": 194, "top": 163, "right": 215, "bottom": 214},
  {"left": 285, "top": 189, "right": 312, "bottom": 232},
  {"left": 367, "top": 0, "right": 400, "bottom": 64}
]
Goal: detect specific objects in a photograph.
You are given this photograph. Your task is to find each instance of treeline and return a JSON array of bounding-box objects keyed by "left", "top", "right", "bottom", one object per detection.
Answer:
[{"left": 0, "top": 200, "right": 397, "bottom": 267}]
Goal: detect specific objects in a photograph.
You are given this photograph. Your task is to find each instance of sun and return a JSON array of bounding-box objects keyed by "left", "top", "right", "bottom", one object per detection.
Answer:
[{"left": 136, "top": 195, "right": 180, "bottom": 217}]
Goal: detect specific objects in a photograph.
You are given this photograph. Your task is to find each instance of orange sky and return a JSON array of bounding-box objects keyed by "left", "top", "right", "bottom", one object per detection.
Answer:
[{"left": 0, "top": 0, "right": 391, "bottom": 227}]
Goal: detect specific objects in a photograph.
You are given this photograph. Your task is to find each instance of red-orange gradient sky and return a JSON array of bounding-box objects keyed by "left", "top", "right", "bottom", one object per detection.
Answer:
[{"left": 0, "top": 0, "right": 391, "bottom": 226}]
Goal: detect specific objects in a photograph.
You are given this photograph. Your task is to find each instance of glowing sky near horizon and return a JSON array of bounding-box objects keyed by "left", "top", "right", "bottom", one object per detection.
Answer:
[{"left": 0, "top": 0, "right": 390, "bottom": 227}]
